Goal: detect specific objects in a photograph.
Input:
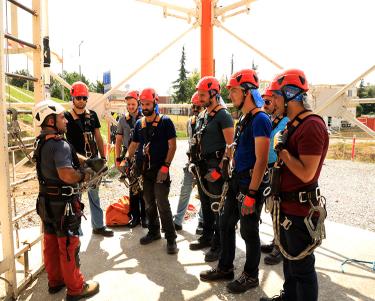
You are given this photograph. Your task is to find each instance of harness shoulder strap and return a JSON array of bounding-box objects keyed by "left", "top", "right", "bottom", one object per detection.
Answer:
[{"left": 285, "top": 110, "right": 315, "bottom": 140}]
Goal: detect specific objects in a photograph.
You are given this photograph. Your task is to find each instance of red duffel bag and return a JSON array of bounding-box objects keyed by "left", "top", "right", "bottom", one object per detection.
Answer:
[{"left": 105, "top": 195, "right": 130, "bottom": 226}]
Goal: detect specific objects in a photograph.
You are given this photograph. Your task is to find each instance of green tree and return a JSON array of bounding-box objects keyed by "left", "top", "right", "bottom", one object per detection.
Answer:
[
  {"left": 172, "top": 46, "right": 189, "bottom": 103},
  {"left": 220, "top": 77, "right": 230, "bottom": 103},
  {"left": 358, "top": 80, "right": 375, "bottom": 115},
  {"left": 93, "top": 80, "right": 104, "bottom": 94},
  {"left": 9, "top": 69, "right": 34, "bottom": 91},
  {"left": 50, "top": 71, "right": 92, "bottom": 101},
  {"left": 185, "top": 70, "right": 200, "bottom": 101}
]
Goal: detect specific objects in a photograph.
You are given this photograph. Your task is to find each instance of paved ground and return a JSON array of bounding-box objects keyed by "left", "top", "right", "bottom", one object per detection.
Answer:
[{"left": 14, "top": 205, "right": 375, "bottom": 301}]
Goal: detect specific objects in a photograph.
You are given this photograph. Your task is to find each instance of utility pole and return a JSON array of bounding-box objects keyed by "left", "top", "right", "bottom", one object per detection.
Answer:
[
  {"left": 231, "top": 53, "right": 234, "bottom": 75},
  {"left": 61, "top": 48, "right": 64, "bottom": 101},
  {"left": 78, "top": 40, "right": 84, "bottom": 79}
]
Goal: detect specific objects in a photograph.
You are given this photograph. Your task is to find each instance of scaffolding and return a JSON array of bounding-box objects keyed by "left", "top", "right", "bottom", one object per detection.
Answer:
[{"left": 0, "top": 0, "right": 375, "bottom": 299}]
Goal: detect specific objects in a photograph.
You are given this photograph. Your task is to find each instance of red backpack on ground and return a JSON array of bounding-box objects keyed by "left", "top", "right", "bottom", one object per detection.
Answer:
[{"left": 105, "top": 196, "right": 130, "bottom": 226}]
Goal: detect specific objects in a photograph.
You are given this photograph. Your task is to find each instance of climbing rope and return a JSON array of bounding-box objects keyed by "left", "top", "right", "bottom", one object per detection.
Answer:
[{"left": 266, "top": 193, "right": 327, "bottom": 261}]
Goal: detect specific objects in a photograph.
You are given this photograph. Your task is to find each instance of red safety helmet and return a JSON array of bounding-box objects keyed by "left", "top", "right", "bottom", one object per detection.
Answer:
[
  {"left": 191, "top": 91, "right": 200, "bottom": 106},
  {"left": 196, "top": 76, "right": 220, "bottom": 96},
  {"left": 271, "top": 69, "right": 309, "bottom": 92},
  {"left": 125, "top": 90, "right": 139, "bottom": 100},
  {"left": 70, "top": 81, "right": 89, "bottom": 97},
  {"left": 262, "top": 86, "right": 273, "bottom": 98},
  {"left": 139, "top": 88, "right": 157, "bottom": 102},
  {"left": 227, "top": 69, "right": 259, "bottom": 90}
]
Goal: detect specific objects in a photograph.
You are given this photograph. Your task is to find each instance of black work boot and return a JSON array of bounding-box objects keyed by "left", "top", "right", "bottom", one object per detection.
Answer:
[
  {"left": 189, "top": 236, "right": 211, "bottom": 250},
  {"left": 260, "top": 290, "right": 286, "bottom": 301},
  {"left": 48, "top": 283, "right": 65, "bottom": 294},
  {"left": 128, "top": 218, "right": 140, "bottom": 228},
  {"left": 174, "top": 223, "right": 182, "bottom": 231},
  {"left": 140, "top": 232, "right": 161, "bottom": 245},
  {"left": 200, "top": 267, "right": 234, "bottom": 282},
  {"left": 167, "top": 239, "right": 179, "bottom": 254},
  {"left": 93, "top": 227, "right": 114, "bottom": 237},
  {"left": 204, "top": 247, "right": 220, "bottom": 262},
  {"left": 264, "top": 246, "right": 283, "bottom": 265},
  {"left": 261, "top": 240, "right": 274, "bottom": 253},
  {"left": 226, "top": 271, "right": 259, "bottom": 294},
  {"left": 195, "top": 221, "right": 203, "bottom": 235}
]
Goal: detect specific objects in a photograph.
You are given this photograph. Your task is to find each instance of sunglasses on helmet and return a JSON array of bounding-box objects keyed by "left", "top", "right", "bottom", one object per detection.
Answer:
[{"left": 75, "top": 96, "right": 88, "bottom": 101}]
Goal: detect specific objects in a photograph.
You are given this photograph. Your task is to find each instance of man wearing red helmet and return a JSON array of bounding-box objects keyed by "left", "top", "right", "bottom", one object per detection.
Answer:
[
  {"left": 125, "top": 88, "right": 178, "bottom": 254},
  {"left": 65, "top": 81, "right": 114, "bottom": 237},
  {"left": 173, "top": 92, "right": 204, "bottom": 232},
  {"left": 115, "top": 90, "right": 146, "bottom": 228},
  {"left": 189, "top": 76, "right": 234, "bottom": 263},
  {"left": 260, "top": 69, "right": 329, "bottom": 301},
  {"left": 200, "top": 69, "right": 271, "bottom": 294}
]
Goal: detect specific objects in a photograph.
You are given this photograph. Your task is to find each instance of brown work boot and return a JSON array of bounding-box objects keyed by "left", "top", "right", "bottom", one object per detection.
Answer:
[{"left": 66, "top": 280, "right": 99, "bottom": 301}]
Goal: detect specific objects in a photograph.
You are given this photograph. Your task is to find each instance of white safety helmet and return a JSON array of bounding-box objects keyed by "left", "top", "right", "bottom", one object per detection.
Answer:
[{"left": 33, "top": 99, "right": 65, "bottom": 127}]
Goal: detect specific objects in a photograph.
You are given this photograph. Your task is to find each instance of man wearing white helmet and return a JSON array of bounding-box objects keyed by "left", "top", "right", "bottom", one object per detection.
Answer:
[{"left": 33, "top": 100, "right": 99, "bottom": 301}]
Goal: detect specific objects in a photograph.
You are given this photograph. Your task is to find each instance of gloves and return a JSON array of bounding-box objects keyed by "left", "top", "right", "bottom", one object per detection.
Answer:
[
  {"left": 119, "top": 157, "right": 131, "bottom": 177},
  {"left": 240, "top": 191, "right": 257, "bottom": 216},
  {"left": 274, "top": 130, "right": 288, "bottom": 153},
  {"left": 156, "top": 165, "right": 169, "bottom": 183},
  {"left": 82, "top": 167, "right": 95, "bottom": 182},
  {"left": 204, "top": 168, "right": 222, "bottom": 182},
  {"left": 85, "top": 158, "right": 107, "bottom": 173}
]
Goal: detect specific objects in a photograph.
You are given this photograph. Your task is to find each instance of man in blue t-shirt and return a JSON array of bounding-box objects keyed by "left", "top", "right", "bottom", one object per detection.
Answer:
[
  {"left": 200, "top": 69, "right": 271, "bottom": 295},
  {"left": 125, "top": 88, "right": 178, "bottom": 255},
  {"left": 260, "top": 87, "right": 289, "bottom": 266}
]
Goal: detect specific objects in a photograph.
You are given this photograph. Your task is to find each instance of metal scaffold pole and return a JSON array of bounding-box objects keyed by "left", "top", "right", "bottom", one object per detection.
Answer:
[{"left": 0, "top": 0, "right": 17, "bottom": 297}]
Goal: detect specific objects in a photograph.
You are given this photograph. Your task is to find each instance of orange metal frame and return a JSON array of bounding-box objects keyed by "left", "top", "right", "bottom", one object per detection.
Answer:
[{"left": 201, "top": 0, "right": 214, "bottom": 77}]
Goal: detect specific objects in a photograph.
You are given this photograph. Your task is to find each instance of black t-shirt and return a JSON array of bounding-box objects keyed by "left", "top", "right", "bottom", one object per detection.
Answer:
[
  {"left": 64, "top": 110, "right": 101, "bottom": 156},
  {"left": 132, "top": 115, "right": 176, "bottom": 168}
]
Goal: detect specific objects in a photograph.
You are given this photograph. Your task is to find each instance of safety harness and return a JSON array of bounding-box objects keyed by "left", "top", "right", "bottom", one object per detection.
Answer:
[
  {"left": 140, "top": 113, "right": 163, "bottom": 173},
  {"left": 68, "top": 109, "right": 98, "bottom": 158},
  {"left": 264, "top": 110, "right": 327, "bottom": 260},
  {"left": 34, "top": 132, "right": 84, "bottom": 261},
  {"left": 119, "top": 112, "right": 143, "bottom": 194},
  {"left": 189, "top": 105, "right": 230, "bottom": 211}
]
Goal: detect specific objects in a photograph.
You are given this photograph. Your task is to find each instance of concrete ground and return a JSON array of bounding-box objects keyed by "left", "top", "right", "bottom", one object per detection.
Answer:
[{"left": 15, "top": 197, "right": 375, "bottom": 301}]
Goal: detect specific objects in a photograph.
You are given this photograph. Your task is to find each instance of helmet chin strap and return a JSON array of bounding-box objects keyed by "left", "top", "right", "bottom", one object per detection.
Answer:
[{"left": 237, "top": 90, "right": 249, "bottom": 110}]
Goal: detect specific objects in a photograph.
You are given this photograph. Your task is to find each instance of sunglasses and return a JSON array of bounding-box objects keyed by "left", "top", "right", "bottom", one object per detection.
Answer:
[
  {"left": 75, "top": 96, "right": 88, "bottom": 101},
  {"left": 264, "top": 100, "right": 272, "bottom": 105}
]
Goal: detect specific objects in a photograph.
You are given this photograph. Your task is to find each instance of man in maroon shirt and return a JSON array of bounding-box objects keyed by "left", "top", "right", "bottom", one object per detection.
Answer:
[{"left": 260, "top": 69, "right": 329, "bottom": 301}]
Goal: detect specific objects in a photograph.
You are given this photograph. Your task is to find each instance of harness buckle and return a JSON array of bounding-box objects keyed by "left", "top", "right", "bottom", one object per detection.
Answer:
[
  {"left": 299, "top": 191, "right": 308, "bottom": 203},
  {"left": 61, "top": 186, "right": 80, "bottom": 197},
  {"left": 281, "top": 216, "right": 292, "bottom": 230}
]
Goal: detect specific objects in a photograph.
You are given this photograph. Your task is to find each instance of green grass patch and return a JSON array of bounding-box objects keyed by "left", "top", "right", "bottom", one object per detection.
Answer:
[{"left": 327, "top": 142, "right": 375, "bottom": 163}]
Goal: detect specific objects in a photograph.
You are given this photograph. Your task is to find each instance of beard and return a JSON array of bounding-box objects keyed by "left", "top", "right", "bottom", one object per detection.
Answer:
[{"left": 142, "top": 109, "right": 153, "bottom": 116}]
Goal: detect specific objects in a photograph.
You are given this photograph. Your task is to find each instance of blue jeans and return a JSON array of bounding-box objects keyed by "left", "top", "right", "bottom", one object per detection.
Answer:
[
  {"left": 174, "top": 166, "right": 203, "bottom": 226},
  {"left": 87, "top": 186, "right": 104, "bottom": 229}
]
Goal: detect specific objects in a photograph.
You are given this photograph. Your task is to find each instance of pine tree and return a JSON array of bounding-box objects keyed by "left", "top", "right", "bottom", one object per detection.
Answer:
[{"left": 172, "top": 46, "right": 189, "bottom": 103}]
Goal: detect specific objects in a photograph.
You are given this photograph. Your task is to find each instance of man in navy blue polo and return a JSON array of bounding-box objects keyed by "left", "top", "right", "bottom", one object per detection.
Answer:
[{"left": 125, "top": 88, "right": 178, "bottom": 255}]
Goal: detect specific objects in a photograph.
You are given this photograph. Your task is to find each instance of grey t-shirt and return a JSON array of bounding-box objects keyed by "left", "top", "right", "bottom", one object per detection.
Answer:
[
  {"left": 40, "top": 139, "right": 74, "bottom": 183},
  {"left": 116, "top": 114, "right": 136, "bottom": 148},
  {"left": 199, "top": 109, "right": 234, "bottom": 155}
]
